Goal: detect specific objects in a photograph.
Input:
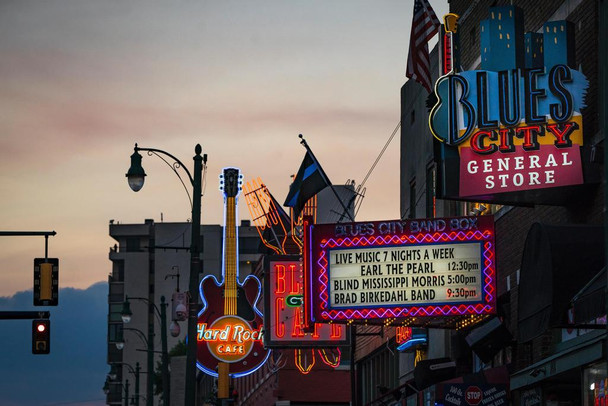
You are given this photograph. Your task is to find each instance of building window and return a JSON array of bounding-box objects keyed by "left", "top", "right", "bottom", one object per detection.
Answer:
[
  {"left": 126, "top": 237, "right": 140, "bottom": 252},
  {"left": 470, "top": 26, "right": 476, "bottom": 48},
  {"left": 109, "top": 304, "right": 124, "bottom": 322},
  {"left": 426, "top": 164, "right": 436, "bottom": 218},
  {"left": 239, "top": 237, "right": 260, "bottom": 254},
  {"left": 108, "top": 323, "right": 123, "bottom": 341},
  {"left": 409, "top": 179, "right": 416, "bottom": 219},
  {"left": 109, "top": 282, "right": 124, "bottom": 303}
]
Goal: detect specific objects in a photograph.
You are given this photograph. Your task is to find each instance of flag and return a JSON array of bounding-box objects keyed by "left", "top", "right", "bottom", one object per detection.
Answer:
[
  {"left": 284, "top": 151, "right": 330, "bottom": 220},
  {"left": 406, "top": 0, "right": 441, "bottom": 93}
]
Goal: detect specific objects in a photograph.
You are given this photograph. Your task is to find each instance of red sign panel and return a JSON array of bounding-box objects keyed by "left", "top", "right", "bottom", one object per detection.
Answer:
[
  {"left": 465, "top": 386, "right": 483, "bottom": 405},
  {"left": 304, "top": 216, "right": 496, "bottom": 325},
  {"left": 264, "top": 258, "right": 349, "bottom": 347},
  {"left": 458, "top": 117, "right": 584, "bottom": 197}
]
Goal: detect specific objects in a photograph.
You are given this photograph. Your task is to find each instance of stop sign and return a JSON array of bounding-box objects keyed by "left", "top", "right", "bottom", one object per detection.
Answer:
[{"left": 465, "top": 386, "right": 483, "bottom": 405}]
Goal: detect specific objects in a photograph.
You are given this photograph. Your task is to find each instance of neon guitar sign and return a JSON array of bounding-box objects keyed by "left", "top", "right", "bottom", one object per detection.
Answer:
[{"left": 197, "top": 167, "right": 270, "bottom": 377}]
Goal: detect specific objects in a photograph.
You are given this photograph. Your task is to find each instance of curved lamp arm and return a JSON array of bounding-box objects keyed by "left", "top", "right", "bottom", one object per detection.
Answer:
[
  {"left": 122, "top": 295, "right": 166, "bottom": 321},
  {"left": 134, "top": 144, "right": 196, "bottom": 186},
  {"left": 123, "top": 327, "right": 149, "bottom": 347}
]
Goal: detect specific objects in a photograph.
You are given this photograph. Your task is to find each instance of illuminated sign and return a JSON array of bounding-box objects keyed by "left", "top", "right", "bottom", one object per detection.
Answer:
[
  {"left": 197, "top": 167, "right": 270, "bottom": 378},
  {"left": 305, "top": 216, "right": 496, "bottom": 324},
  {"left": 429, "top": 7, "right": 590, "bottom": 202},
  {"left": 396, "top": 327, "right": 428, "bottom": 351},
  {"left": 265, "top": 257, "right": 349, "bottom": 347},
  {"left": 198, "top": 316, "right": 263, "bottom": 361}
]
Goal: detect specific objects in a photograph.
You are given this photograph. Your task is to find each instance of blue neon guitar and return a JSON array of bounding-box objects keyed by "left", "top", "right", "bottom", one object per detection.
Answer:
[{"left": 197, "top": 167, "right": 270, "bottom": 377}]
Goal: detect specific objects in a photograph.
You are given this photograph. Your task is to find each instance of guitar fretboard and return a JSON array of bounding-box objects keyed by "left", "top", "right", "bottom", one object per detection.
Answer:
[{"left": 224, "top": 196, "right": 238, "bottom": 315}]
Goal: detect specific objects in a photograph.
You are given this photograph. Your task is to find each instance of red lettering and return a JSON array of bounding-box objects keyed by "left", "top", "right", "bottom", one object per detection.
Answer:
[
  {"left": 289, "top": 263, "right": 301, "bottom": 294},
  {"left": 516, "top": 125, "right": 544, "bottom": 150},
  {"left": 274, "top": 298, "right": 285, "bottom": 338},
  {"left": 469, "top": 130, "right": 497, "bottom": 154},
  {"left": 275, "top": 264, "right": 286, "bottom": 294},
  {"left": 330, "top": 323, "right": 342, "bottom": 339},
  {"left": 312, "top": 322, "right": 320, "bottom": 339},
  {"left": 292, "top": 309, "right": 305, "bottom": 338},
  {"left": 546, "top": 122, "right": 578, "bottom": 147},
  {"left": 396, "top": 326, "right": 412, "bottom": 343},
  {"left": 498, "top": 128, "right": 515, "bottom": 152}
]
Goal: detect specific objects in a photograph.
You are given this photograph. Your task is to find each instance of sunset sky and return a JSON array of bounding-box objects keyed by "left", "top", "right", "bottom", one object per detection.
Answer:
[{"left": 0, "top": 0, "right": 448, "bottom": 298}]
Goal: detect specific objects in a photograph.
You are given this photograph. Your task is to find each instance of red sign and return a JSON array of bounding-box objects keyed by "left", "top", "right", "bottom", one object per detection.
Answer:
[
  {"left": 266, "top": 260, "right": 348, "bottom": 347},
  {"left": 396, "top": 327, "right": 413, "bottom": 344},
  {"left": 465, "top": 386, "right": 483, "bottom": 405},
  {"left": 458, "top": 117, "right": 584, "bottom": 197}
]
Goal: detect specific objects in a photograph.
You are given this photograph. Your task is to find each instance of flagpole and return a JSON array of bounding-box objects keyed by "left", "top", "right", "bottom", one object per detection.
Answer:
[{"left": 298, "top": 134, "right": 355, "bottom": 222}]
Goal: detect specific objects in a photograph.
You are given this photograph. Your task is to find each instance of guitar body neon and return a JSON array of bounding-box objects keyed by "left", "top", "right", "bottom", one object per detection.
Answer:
[{"left": 197, "top": 167, "right": 270, "bottom": 378}]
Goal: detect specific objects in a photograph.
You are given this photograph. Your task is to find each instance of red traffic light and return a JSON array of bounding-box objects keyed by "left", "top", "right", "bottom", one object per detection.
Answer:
[{"left": 32, "top": 319, "right": 50, "bottom": 354}]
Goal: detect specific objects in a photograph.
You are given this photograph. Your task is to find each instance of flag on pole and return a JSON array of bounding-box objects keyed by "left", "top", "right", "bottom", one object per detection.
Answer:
[
  {"left": 284, "top": 151, "right": 330, "bottom": 220},
  {"left": 406, "top": 0, "right": 441, "bottom": 93}
]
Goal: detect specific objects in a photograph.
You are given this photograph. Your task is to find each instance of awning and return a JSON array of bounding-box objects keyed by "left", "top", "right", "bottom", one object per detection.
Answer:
[
  {"left": 571, "top": 267, "right": 606, "bottom": 324},
  {"left": 517, "top": 223, "right": 604, "bottom": 343}
]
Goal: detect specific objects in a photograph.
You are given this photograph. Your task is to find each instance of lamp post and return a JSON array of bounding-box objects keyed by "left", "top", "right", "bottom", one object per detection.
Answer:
[
  {"left": 109, "top": 362, "right": 142, "bottom": 406},
  {"left": 104, "top": 377, "right": 130, "bottom": 406},
  {"left": 117, "top": 327, "right": 153, "bottom": 406},
  {"left": 126, "top": 143, "right": 206, "bottom": 406},
  {"left": 122, "top": 295, "right": 170, "bottom": 406}
]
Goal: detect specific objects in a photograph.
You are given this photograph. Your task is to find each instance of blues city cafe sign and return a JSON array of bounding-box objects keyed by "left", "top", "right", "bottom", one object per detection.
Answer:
[
  {"left": 264, "top": 258, "right": 349, "bottom": 348},
  {"left": 429, "top": 6, "right": 590, "bottom": 203}
]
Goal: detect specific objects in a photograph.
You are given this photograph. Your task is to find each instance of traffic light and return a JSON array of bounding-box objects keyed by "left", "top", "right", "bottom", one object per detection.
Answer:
[
  {"left": 32, "top": 319, "right": 50, "bottom": 354},
  {"left": 34, "top": 258, "right": 58, "bottom": 306}
]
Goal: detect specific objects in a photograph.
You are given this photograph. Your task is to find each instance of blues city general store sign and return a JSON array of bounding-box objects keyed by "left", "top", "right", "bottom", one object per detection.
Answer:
[{"left": 429, "top": 6, "right": 589, "bottom": 202}]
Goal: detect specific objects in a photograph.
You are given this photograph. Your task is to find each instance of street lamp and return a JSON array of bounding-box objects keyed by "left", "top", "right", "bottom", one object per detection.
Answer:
[
  {"left": 109, "top": 362, "right": 142, "bottom": 406},
  {"left": 125, "top": 143, "right": 207, "bottom": 406},
  {"left": 104, "top": 377, "right": 131, "bottom": 406},
  {"left": 121, "top": 295, "right": 170, "bottom": 406},
  {"left": 115, "top": 327, "right": 151, "bottom": 406}
]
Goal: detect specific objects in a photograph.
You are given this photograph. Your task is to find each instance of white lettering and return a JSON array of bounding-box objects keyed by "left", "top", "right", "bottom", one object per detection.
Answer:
[
  {"left": 485, "top": 175, "right": 495, "bottom": 189},
  {"left": 467, "top": 160, "right": 478, "bottom": 174}
]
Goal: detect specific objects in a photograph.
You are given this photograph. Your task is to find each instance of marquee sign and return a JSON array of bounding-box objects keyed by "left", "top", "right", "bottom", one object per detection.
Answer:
[
  {"left": 304, "top": 216, "right": 496, "bottom": 325},
  {"left": 264, "top": 257, "right": 349, "bottom": 347},
  {"left": 430, "top": 6, "right": 591, "bottom": 204}
]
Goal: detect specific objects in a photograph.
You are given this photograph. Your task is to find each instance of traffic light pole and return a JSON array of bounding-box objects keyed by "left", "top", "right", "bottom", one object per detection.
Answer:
[
  {"left": 0, "top": 231, "right": 57, "bottom": 255},
  {"left": 0, "top": 311, "right": 50, "bottom": 320}
]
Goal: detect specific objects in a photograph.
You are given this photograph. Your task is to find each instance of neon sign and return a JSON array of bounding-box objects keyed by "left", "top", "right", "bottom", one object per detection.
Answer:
[
  {"left": 198, "top": 316, "right": 263, "bottom": 360},
  {"left": 429, "top": 7, "right": 589, "bottom": 200},
  {"left": 396, "top": 327, "right": 428, "bottom": 351},
  {"left": 264, "top": 258, "right": 349, "bottom": 347},
  {"left": 304, "top": 216, "right": 496, "bottom": 325},
  {"left": 197, "top": 167, "right": 270, "bottom": 378}
]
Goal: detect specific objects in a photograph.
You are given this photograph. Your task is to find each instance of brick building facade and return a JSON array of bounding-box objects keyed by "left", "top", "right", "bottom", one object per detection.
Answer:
[{"left": 353, "top": 0, "right": 608, "bottom": 405}]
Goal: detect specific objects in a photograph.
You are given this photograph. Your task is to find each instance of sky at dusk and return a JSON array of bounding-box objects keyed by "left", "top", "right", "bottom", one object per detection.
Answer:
[{"left": 0, "top": 0, "right": 448, "bottom": 298}]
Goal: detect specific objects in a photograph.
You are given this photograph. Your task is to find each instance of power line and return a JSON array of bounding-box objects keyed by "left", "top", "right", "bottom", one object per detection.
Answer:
[{"left": 360, "top": 121, "right": 402, "bottom": 188}]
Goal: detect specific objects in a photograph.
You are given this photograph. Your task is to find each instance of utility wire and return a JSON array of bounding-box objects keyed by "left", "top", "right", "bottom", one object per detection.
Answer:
[{"left": 360, "top": 121, "right": 402, "bottom": 188}]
